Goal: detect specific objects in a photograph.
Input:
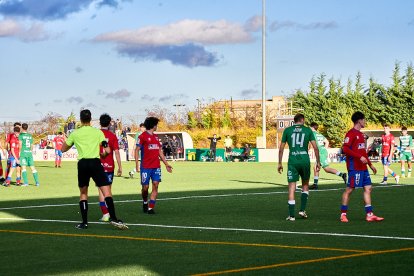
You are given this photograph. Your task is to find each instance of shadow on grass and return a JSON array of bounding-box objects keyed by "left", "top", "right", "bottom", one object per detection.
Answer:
[{"left": 0, "top": 183, "right": 413, "bottom": 275}]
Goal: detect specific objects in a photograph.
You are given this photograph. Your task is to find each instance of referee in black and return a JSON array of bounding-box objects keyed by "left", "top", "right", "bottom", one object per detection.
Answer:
[{"left": 62, "top": 109, "right": 127, "bottom": 230}]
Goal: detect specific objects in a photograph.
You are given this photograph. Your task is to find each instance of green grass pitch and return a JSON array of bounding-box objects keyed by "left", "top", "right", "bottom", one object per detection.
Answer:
[{"left": 0, "top": 161, "right": 413, "bottom": 275}]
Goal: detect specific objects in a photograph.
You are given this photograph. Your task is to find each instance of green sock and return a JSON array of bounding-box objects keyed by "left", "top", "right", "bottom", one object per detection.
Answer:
[
  {"left": 300, "top": 192, "right": 309, "bottom": 211},
  {"left": 33, "top": 172, "right": 39, "bottom": 184},
  {"left": 402, "top": 170, "right": 405, "bottom": 176},
  {"left": 288, "top": 201, "right": 295, "bottom": 217},
  {"left": 22, "top": 171, "right": 28, "bottom": 184}
]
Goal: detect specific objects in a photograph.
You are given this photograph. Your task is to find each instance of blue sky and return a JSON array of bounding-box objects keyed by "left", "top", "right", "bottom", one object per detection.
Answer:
[{"left": 1, "top": 0, "right": 413, "bottom": 123}]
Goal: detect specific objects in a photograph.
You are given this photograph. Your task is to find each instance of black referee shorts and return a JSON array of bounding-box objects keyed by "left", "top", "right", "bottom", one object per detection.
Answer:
[{"left": 77, "top": 158, "right": 109, "bottom": 188}]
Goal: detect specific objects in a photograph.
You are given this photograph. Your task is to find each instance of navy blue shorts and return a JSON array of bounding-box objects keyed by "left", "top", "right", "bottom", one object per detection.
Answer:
[
  {"left": 347, "top": 170, "right": 372, "bottom": 188},
  {"left": 140, "top": 168, "right": 161, "bottom": 185},
  {"left": 381, "top": 156, "right": 391, "bottom": 166}
]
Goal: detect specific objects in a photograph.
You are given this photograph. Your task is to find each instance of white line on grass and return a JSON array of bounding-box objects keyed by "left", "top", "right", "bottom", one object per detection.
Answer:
[
  {"left": 0, "top": 217, "right": 413, "bottom": 241},
  {"left": 0, "top": 184, "right": 410, "bottom": 211}
]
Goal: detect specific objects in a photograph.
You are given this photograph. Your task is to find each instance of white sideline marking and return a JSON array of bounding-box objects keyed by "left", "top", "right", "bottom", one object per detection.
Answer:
[
  {"left": 0, "top": 217, "right": 413, "bottom": 241},
  {"left": 0, "top": 184, "right": 410, "bottom": 211}
]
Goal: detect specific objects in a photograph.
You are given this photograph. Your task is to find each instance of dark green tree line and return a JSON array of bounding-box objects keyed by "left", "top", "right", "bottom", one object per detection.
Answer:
[{"left": 290, "top": 62, "right": 414, "bottom": 147}]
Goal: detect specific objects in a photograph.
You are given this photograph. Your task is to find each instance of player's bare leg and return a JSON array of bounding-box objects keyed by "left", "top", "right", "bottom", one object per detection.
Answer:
[
  {"left": 363, "top": 185, "right": 384, "bottom": 222},
  {"left": 141, "top": 185, "right": 149, "bottom": 213},
  {"left": 401, "top": 160, "right": 406, "bottom": 177},
  {"left": 98, "top": 188, "right": 110, "bottom": 221},
  {"left": 286, "top": 182, "right": 297, "bottom": 221},
  {"left": 340, "top": 187, "right": 353, "bottom": 222},
  {"left": 299, "top": 180, "right": 309, "bottom": 218},
  {"left": 148, "top": 181, "right": 159, "bottom": 214},
  {"left": 98, "top": 185, "right": 127, "bottom": 229}
]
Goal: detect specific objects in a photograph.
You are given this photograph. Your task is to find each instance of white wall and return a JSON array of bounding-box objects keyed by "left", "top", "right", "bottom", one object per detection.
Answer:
[{"left": 258, "top": 148, "right": 342, "bottom": 162}]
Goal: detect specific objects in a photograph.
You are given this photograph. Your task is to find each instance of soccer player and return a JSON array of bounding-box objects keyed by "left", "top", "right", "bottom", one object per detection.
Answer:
[
  {"left": 278, "top": 114, "right": 320, "bottom": 221},
  {"left": 53, "top": 132, "right": 66, "bottom": 168},
  {"left": 5, "top": 122, "right": 22, "bottom": 183},
  {"left": 379, "top": 124, "right": 399, "bottom": 184},
  {"left": 98, "top": 113, "right": 122, "bottom": 222},
  {"left": 340, "top": 111, "right": 383, "bottom": 223},
  {"left": 129, "top": 123, "right": 146, "bottom": 178},
  {"left": 135, "top": 117, "right": 173, "bottom": 214},
  {"left": 4, "top": 126, "right": 21, "bottom": 186},
  {"left": 62, "top": 109, "right": 127, "bottom": 230},
  {"left": 310, "top": 122, "right": 347, "bottom": 189},
  {"left": 0, "top": 141, "right": 6, "bottom": 183},
  {"left": 19, "top": 123, "right": 40, "bottom": 186},
  {"left": 399, "top": 126, "right": 413, "bottom": 178}
]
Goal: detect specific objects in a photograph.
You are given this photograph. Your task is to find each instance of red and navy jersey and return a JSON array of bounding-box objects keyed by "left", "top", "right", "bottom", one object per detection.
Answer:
[
  {"left": 343, "top": 128, "right": 371, "bottom": 171},
  {"left": 137, "top": 131, "right": 162, "bottom": 169},
  {"left": 8, "top": 133, "right": 20, "bottom": 159},
  {"left": 100, "top": 129, "right": 119, "bottom": 173},
  {"left": 381, "top": 133, "right": 395, "bottom": 156},
  {"left": 53, "top": 136, "right": 65, "bottom": 150}
]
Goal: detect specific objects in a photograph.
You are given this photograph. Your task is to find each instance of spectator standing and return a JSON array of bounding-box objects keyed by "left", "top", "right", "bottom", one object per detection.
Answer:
[
  {"left": 224, "top": 135, "right": 233, "bottom": 162},
  {"left": 207, "top": 134, "right": 221, "bottom": 162}
]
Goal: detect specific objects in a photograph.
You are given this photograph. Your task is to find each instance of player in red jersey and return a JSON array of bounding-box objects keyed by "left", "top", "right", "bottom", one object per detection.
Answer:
[
  {"left": 379, "top": 124, "right": 399, "bottom": 184},
  {"left": 98, "top": 113, "right": 122, "bottom": 222},
  {"left": 340, "top": 112, "right": 383, "bottom": 223},
  {"left": 5, "top": 122, "right": 22, "bottom": 182},
  {"left": 4, "top": 126, "right": 21, "bottom": 186},
  {"left": 0, "top": 140, "right": 6, "bottom": 183},
  {"left": 53, "top": 132, "right": 66, "bottom": 168},
  {"left": 135, "top": 117, "right": 172, "bottom": 214}
]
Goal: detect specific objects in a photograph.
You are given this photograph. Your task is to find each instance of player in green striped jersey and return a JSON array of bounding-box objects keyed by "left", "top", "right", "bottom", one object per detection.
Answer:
[
  {"left": 399, "top": 126, "right": 413, "bottom": 177},
  {"left": 19, "top": 123, "right": 39, "bottom": 186},
  {"left": 310, "top": 122, "right": 347, "bottom": 189},
  {"left": 278, "top": 114, "right": 320, "bottom": 221}
]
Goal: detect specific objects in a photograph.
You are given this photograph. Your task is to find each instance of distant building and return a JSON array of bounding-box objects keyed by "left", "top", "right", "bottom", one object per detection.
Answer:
[{"left": 215, "top": 96, "right": 289, "bottom": 122}]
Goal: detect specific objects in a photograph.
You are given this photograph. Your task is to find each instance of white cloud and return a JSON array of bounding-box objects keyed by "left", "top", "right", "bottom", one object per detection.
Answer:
[
  {"left": 0, "top": 19, "right": 50, "bottom": 42},
  {"left": 93, "top": 19, "right": 254, "bottom": 46}
]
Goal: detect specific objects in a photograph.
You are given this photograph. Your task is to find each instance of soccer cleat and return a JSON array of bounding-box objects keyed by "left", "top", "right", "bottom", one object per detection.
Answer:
[
  {"left": 110, "top": 219, "right": 129, "bottom": 230},
  {"left": 408, "top": 173, "right": 412, "bottom": 178},
  {"left": 366, "top": 213, "right": 384, "bottom": 222},
  {"left": 286, "top": 216, "right": 295, "bottom": 221},
  {"left": 147, "top": 209, "right": 155, "bottom": 215},
  {"left": 143, "top": 203, "right": 148, "bottom": 213},
  {"left": 21, "top": 183, "right": 29, "bottom": 187},
  {"left": 342, "top": 173, "right": 348, "bottom": 185},
  {"left": 309, "top": 184, "right": 318, "bottom": 190},
  {"left": 379, "top": 180, "right": 387, "bottom": 185},
  {"left": 401, "top": 174, "right": 406, "bottom": 178},
  {"left": 99, "top": 213, "right": 110, "bottom": 222},
  {"left": 129, "top": 171, "right": 134, "bottom": 178},
  {"left": 75, "top": 223, "right": 88, "bottom": 229},
  {"left": 298, "top": 211, "right": 308, "bottom": 219},
  {"left": 35, "top": 183, "right": 40, "bottom": 187},
  {"left": 395, "top": 175, "right": 400, "bottom": 184},
  {"left": 340, "top": 213, "right": 349, "bottom": 223},
  {"left": 0, "top": 177, "right": 5, "bottom": 183},
  {"left": 3, "top": 182, "right": 10, "bottom": 187}
]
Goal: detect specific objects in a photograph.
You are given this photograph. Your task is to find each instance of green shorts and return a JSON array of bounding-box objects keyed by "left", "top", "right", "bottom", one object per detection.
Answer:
[
  {"left": 20, "top": 155, "right": 34, "bottom": 167},
  {"left": 287, "top": 162, "right": 311, "bottom": 183},
  {"left": 320, "top": 153, "right": 329, "bottom": 168},
  {"left": 400, "top": 152, "right": 412, "bottom": 162}
]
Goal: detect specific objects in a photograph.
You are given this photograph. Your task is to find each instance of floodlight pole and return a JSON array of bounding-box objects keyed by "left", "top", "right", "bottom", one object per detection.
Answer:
[{"left": 261, "top": 0, "right": 267, "bottom": 148}]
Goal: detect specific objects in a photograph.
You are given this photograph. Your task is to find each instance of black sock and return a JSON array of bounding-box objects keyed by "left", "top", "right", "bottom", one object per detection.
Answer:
[
  {"left": 104, "top": 197, "right": 118, "bottom": 221},
  {"left": 79, "top": 200, "right": 88, "bottom": 224}
]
